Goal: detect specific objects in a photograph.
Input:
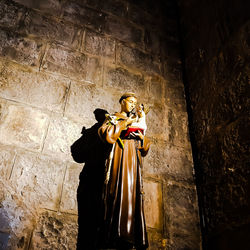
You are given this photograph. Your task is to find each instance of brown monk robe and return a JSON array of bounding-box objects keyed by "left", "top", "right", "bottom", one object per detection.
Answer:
[{"left": 98, "top": 93, "right": 150, "bottom": 249}]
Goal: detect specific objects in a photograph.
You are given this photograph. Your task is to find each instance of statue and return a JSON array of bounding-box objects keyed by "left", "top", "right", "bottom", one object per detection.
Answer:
[{"left": 98, "top": 92, "right": 150, "bottom": 249}]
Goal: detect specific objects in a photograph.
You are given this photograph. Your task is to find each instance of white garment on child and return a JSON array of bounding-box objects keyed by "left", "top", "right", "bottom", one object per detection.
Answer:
[{"left": 130, "top": 110, "right": 147, "bottom": 135}]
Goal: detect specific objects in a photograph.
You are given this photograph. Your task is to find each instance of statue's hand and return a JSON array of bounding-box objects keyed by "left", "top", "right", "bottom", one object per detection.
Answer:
[
  {"left": 126, "top": 116, "right": 137, "bottom": 126},
  {"left": 131, "top": 130, "right": 144, "bottom": 140}
]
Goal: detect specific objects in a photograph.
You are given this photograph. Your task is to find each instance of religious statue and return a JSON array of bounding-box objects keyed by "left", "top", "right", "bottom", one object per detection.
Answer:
[{"left": 98, "top": 92, "right": 150, "bottom": 249}]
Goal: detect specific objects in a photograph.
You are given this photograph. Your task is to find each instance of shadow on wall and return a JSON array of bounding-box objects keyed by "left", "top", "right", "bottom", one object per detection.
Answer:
[
  {"left": 0, "top": 187, "right": 30, "bottom": 250},
  {"left": 0, "top": 210, "right": 9, "bottom": 249},
  {"left": 71, "top": 108, "right": 112, "bottom": 249},
  {"left": 0, "top": 230, "right": 9, "bottom": 250}
]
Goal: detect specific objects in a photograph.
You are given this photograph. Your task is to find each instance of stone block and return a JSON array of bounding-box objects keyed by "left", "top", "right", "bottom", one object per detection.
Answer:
[
  {"left": 21, "top": 10, "right": 82, "bottom": 49},
  {"left": 127, "top": 4, "right": 152, "bottom": 27},
  {"left": 161, "top": 38, "right": 181, "bottom": 61},
  {"left": 10, "top": 151, "right": 66, "bottom": 210},
  {"left": 146, "top": 104, "right": 169, "bottom": 139},
  {"left": 165, "top": 85, "right": 186, "bottom": 112},
  {"left": 144, "top": 28, "right": 162, "bottom": 57},
  {"left": 104, "top": 66, "right": 147, "bottom": 95},
  {"left": 117, "top": 44, "right": 161, "bottom": 75},
  {"left": 60, "top": 162, "right": 83, "bottom": 214},
  {"left": 65, "top": 82, "right": 119, "bottom": 124},
  {"left": 86, "top": 0, "right": 128, "bottom": 17},
  {"left": 0, "top": 104, "right": 49, "bottom": 151},
  {"left": 168, "top": 109, "right": 190, "bottom": 148},
  {"left": 13, "top": 0, "right": 63, "bottom": 17},
  {"left": 0, "top": 0, "right": 24, "bottom": 29},
  {"left": 42, "top": 115, "right": 83, "bottom": 160},
  {"left": 0, "top": 61, "right": 70, "bottom": 112},
  {"left": 163, "top": 59, "right": 183, "bottom": 84},
  {"left": 163, "top": 183, "right": 200, "bottom": 245},
  {"left": 0, "top": 29, "right": 43, "bottom": 67},
  {"left": 84, "top": 29, "right": 115, "bottom": 61},
  {"left": 42, "top": 45, "right": 102, "bottom": 83},
  {"left": 143, "top": 142, "right": 194, "bottom": 182},
  {"left": 144, "top": 180, "right": 163, "bottom": 230},
  {"left": 61, "top": 1, "right": 107, "bottom": 32},
  {"left": 0, "top": 145, "right": 16, "bottom": 180},
  {"left": 30, "top": 210, "right": 77, "bottom": 250},
  {"left": 149, "top": 75, "right": 164, "bottom": 102},
  {"left": 165, "top": 182, "right": 198, "bottom": 213},
  {"left": 104, "top": 16, "right": 142, "bottom": 46}
]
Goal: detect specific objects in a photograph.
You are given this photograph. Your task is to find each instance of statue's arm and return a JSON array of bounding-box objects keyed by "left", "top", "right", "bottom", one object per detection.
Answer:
[
  {"left": 139, "top": 136, "right": 151, "bottom": 157},
  {"left": 98, "top": 118, "right": 127, "bottom": 144}
]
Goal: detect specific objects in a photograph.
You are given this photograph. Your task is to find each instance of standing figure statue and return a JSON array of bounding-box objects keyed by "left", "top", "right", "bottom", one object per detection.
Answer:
[{"left": 98, "top": 92, "right": 150, "bottom": 249}]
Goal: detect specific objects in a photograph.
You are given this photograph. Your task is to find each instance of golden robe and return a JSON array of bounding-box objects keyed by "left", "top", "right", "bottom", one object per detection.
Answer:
[{"left": 98, "top": 112, "right": 150, "bottom": 249}]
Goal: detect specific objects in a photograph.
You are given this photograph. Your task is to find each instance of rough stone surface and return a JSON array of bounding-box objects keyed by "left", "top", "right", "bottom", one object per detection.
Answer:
[
  {"left": 13, "top": 0, "right": 63, "bottom": 17},
  {"left": 42, "top": 44, "right": 102, "bottom": 83},
  {"left": 144, "top": 180, "right": 163, "bottom": 230},
  {"left": 148, "top": 75, "right": 164, "bottom": 103},
  {"left": 0, "top": 0, "right": 200, "bottom": 249},
  {"left": 0, "top": 28, "right": 43, "bottom": 67},
  {"left": 0, "top": 60, "right": 70, "bottom": 112},
  {"left": 163, "top": 183, "right": 201, "bottom": 249},
  {"left": 165, "top": 84, "right": 186, "bottom": 112},
  {"left": 86, "top": 0, "right": 128, "bottom": 17},
  {"left": 65, "top": 82, "right": 119, "bottom": 124},
  {"left": 146, "top": 104, "right": 169, "bottom": 140},
  {"left": 10, "top": 151, "right": 66, "bottom": 210},
  {"left": 60, "top": 162, "right": 83, "bottom": 213},
  {"left": 0, "top": 144, "right": 16, "bottom": 181},
  {"left": 30, "top": 210, "right": 78, "bottom": 250},
  {"left": 104, "top": 66, "right": 147, "bottom": 95},
  {"left": 178, "top": 0, "right": 250, "bottom": 248},
  {"left": 61, "top": 1, "right": 107, "bottom": 32},
  {"left": 42, "top": 115, "right": 83, "bottom": 160},
  {"left": 104, "top": 16, "right": 143, "bottom": 46},
  {"left": 144, "top": 141, "right": 194, "bottom": 183},
  {"left": 84, "top": 29, "right": 116, "bottom": 61},
  {"left": 21, "top": 9, "right": 82, "bottom": 49},
  {"left": 117, "top": 44, "right": 161, "bottom": 75},
  {"left": 167, "top": 109, "right": 190, "bottom": 148},
  {"left": 0, "top": 0, "right": 25, "bottom": 29},
  {"left": 0, "top": 104, "right": 49, "bottom": 151},
  {"left": 0, "top": 180, "right": 35, "bottom": 250}
]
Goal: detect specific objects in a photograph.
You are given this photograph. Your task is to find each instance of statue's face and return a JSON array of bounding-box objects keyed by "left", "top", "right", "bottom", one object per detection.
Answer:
[{"left": 121, "top": 96, "right": 137, "bottom": 113}]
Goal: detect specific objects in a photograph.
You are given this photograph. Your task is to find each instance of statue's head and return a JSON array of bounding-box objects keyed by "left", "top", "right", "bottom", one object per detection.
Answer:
[{"left": 119, "top": 92, "right": 137, "bottom": 113}]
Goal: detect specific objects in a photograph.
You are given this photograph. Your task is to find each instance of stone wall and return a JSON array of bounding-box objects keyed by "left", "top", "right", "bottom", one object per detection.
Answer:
[
  {"left": 178, "top": 0, "right": 250, "bottom": 249},
  {"left": 0, "top": 0, "right": 201, "bottom": 249}
]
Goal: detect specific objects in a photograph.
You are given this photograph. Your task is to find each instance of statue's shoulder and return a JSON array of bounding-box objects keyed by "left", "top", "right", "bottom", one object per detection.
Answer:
[
  {"left": 104, "top": 112, "right": 127, "bottom": 125},
  {"left": 113, "top": 112, "right": 127, "bottom": 120}
]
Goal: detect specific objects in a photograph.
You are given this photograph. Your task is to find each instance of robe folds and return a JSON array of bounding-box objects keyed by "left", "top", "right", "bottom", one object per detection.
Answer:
[{"left": 98, "top": 112, "right": 150, "bottom": 249}]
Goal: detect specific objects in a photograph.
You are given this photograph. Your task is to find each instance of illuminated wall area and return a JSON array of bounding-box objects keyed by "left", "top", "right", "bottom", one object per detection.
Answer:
[{"left": 0, "top": 0, "right": 201, "bottom": 249}]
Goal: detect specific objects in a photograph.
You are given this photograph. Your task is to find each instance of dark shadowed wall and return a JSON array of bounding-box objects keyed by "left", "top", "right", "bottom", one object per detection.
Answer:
[
  {"left": 0, "top": 0, "right": 201, "bottom": 249},
  {"left": 178, "top": 0, "right": 250, "bottom": 249}
]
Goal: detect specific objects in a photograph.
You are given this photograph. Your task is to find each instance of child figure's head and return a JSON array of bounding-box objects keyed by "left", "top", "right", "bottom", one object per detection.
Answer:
[
  {"left": 137, "top": 104, "right": 144, "bottom": 118},
  {"left": 136, "top": 104, "right": 149, "bottom": 118}
]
